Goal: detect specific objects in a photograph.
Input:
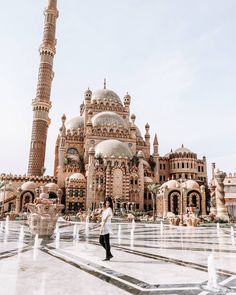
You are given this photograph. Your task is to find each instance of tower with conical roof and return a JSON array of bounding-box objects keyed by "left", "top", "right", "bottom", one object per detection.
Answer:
[{"left": 28, "top": 0, "right": 59, "bottom": 176}]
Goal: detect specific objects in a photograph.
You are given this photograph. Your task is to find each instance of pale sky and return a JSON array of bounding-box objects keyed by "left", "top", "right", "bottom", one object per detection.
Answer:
[{"left": 0, "top": 0, "right": 235, "bottom": 179}]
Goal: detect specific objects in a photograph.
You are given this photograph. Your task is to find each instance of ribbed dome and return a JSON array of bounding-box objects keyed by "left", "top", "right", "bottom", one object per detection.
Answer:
[
  {"left": 66, "top": 116, "right": 84, "bottom": 130},
  {"left": 95, "top": 139, "right": 132, "bottom": 158},
  {"left": 92, "top": 111, "right": 127, "bottom": 128},
  {"left": 92, "top": 89, "right": 122, "bottom": 105},
  {"left": 183, "top": 180, "right": 199, "bottom": 189},
  {"left": 174, "top": 145, "right": 192, "bottom": 154},
  {"left": 143, "top": 160, "right": 151, "bottom": 170},
  {"left": 144, "top": 176, "right": 153, "bottom": 183},
  {"left": 161, "top": 180, "right": 180, "bottom": 189},
  {"left": 135, "top": 125, "right": 142, "bottom": 137},
  {"left": 45, "top": 183, "right": 59, "bottom": 191},
  {"left": 21, "top": 181, "right": 37, "bottom": 191},
  {"left": 69, "top": 173, "right": 85, "bottom": 181}
]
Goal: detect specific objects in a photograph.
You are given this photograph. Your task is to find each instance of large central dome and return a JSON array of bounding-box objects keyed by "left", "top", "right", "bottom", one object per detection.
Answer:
[
  {"left": 92, "top": 111, "right": 127, "bottom": 128},
  {"left": 95, "top": 139, "right": 132, "bottom": 158},
  {"left": 92, "top": 89, "right": 122, "bottom": 105}
]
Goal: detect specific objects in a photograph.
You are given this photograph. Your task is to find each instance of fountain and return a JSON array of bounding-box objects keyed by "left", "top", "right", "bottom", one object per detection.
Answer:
[
  {"left": 130, "top": 228, "right": 134, "bottom": 248},
  {"left": 85, "top": 215, "right": 89, "bottom": 237},
  {"left": 201, "top": 253, "right": 228, "bottom": 293},
  {"left": 54, "top": 223, "right": 59, "bottom": 234},
  {"left": 33, "top": 234, "right": 40, "bottom": 261},
  {"left": 5, "top": 215, "right": 9, "bottom": 234},
  {"left": 56, "top": 231, "right": 60, "bottom": 248},
  {"left": 207, "top": 254, "right": 217, "bottom": 290},
  {"left": 73, "top": 224, "right": 79, "bottom": 241},
  {"left": 27, "top": 186, "right": 64, "bottom": 237},
  {"left": 18, "top": 225, "right": 24, "bottom": 253},
  {"left": 73, "top": 224, "right": 77, "bottom": 240},
  {"left": 132, "top": 219, "right": 135, "bottom": 230},
  {"left": 230, "top": 226, "right": 234, "bottom": 237},
  {"left": 19, "top": 225, "right": 24, "bottom": 242}
]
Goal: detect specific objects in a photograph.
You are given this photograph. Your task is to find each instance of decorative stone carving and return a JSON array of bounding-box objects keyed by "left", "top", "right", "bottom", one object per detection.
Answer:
[
  {"left": 214, "top": 168, "right": 229, "bottom": 221},
  {"left": 26, "top": 186, "right": 64, "bottom": 237},
  {"left": 209, "top": 183, "right": 216, "bottom": 215}
]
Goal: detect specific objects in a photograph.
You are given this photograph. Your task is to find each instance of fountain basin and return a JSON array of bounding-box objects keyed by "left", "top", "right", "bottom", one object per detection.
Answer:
[{"left": 27, "top": 203, "right": 64, "bottom": 237}]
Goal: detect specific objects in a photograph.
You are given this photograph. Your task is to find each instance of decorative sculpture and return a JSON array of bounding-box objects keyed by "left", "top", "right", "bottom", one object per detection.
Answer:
[
  {"left": 27, "top": 186, "right": 64, "bottom": 237},
  {"left": 214, "top": 168, "right": 229, "bottom": 222}
]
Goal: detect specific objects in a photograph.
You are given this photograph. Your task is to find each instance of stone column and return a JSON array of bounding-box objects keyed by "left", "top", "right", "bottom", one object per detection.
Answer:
[
  {"left": 200, "top": 185, "right": 206, "bottom": 215},
  {"left": 209, "top": 183, "right": 217, "bottom": 214},
  {"left": 214, "top": 169, "right": 229, "bottom": 221}
]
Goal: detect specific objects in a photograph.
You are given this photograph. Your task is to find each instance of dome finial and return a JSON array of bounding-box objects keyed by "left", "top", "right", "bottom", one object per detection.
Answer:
[{"left": 103, "top": 78, "right": 107, "bottom": 89}]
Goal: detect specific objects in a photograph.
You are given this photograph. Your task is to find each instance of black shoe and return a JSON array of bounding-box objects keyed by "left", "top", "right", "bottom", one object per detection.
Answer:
[
  {"left": 102, "top": 258, "right": 110, "bottom": 261},
  {"left": 109, "top": 254, "right": 113, "bottom": 259}
]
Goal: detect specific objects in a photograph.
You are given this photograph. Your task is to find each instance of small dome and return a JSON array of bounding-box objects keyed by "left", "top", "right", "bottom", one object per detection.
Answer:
[
  {"left": 21, "top": 181, "right": 37, "bottom": 191},
  {"left": 145, "top": 123, "right": 150, "bottom": 129},
  {"left": 143, "top": 160, "right": 151, "bottom": 170},
  {"left": 135, "top": 125, "right": 142, "bottom": 137},
  {"left": 84, "top": 88, "right": 92, "bottom": 99},
  {"left": 92, "top": 111, "right": 127, "bottom": 129},
  {"left": 45, "top": 183, "right": 59, "bottom": 191},
  {"left": 161, "top": 180, "right": 180, "bottom": 189},
  {"left": 183, "top": 180, "right": 199, "bottom": 189},
  {"left": 174, "top": 145, "right": 192, "bottom": 154},
  {"left": 144, "top": 176, "right": 153, "bottom": 183},
  {"left": 92, "top": 89, "right": 122, "bottom": 105},
  {"left": 66, "top": 116, "right": 84, "bottom": 130},
  {"left": 95, "top": 139, "right": 132, "bottom": 158},
  {"left": 164, "top": 149, "right": 173, "bottom": 157},
  {"left": 69, "top": 173, "right": 85, "bottom": 181},
  {"left": 137, "top": 150, "right": 144, "bottom": 158}
]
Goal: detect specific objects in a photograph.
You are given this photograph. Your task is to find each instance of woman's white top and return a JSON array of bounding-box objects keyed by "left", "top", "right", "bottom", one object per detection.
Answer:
[{"left": 101, "top": 207, "right": 113, "bottom": 235}]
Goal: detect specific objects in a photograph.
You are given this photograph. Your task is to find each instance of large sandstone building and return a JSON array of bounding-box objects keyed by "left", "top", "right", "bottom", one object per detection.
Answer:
[{"left": 0, "top": 0, "right": 208, "bottom": 216}]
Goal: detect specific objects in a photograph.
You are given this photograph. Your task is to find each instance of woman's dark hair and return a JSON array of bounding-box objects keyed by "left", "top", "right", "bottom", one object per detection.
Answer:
[{"left": 104, "top": 196, "right": 113, "bottom": 210}]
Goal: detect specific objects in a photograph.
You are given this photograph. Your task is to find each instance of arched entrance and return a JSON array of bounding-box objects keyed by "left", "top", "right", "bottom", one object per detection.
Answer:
[
  {"left": 49, "top": 192, "right": 57, "bottom": 200},
  {"left": 168, "top": 191, "right": 180, "bottom": 215},
  {"left": 20, "top": 192, "right": 34, "bottom": 212}
]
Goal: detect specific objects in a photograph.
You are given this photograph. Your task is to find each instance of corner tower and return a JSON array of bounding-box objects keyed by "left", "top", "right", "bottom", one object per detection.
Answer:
[{"left": 28, "top": 0, "right": 59, "bottom": 176}]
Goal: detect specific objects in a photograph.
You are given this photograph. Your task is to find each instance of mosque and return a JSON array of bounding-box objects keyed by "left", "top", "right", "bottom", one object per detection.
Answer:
[{"left": 0, "top": 0, "right": 208, "bottom": 216}]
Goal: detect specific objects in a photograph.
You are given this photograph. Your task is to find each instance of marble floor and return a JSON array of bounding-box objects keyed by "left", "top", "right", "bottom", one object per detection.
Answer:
[{"left": 0, "top": 220, "right": 236, "bottom": 295}]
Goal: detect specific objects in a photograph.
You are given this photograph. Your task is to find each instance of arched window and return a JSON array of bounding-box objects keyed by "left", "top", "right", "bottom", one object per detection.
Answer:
[
  {"left": 69, "top": 190, "right": 73, "bottom": 197},
  {"left": 67, "top": 148, "right": 78, "bottom": 155}
]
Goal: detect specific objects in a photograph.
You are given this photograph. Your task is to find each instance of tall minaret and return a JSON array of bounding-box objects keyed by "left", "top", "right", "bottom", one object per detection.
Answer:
[{"left": 28, "top": 0, "right": 59, "bottom": 176}]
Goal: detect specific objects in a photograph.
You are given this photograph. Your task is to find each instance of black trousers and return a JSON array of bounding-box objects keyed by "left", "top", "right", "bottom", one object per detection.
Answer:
[{"left": 99, "top": 233, "right": 112, "bottom": 259}]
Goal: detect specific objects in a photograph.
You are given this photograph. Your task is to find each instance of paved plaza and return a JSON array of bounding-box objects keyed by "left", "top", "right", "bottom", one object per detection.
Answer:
[{"left": 0, "top": 221, "right": 236, "bottom": 295}]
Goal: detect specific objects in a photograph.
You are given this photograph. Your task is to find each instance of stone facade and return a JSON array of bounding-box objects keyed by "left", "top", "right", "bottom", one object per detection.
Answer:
[
  {"left": 0, "top": 0, "right": 208, "bottom": 217},
  {"left": 28, "top": 0, "right": 59, "bottom": 176},
  {"left": 224, "top": 172, "right": 236, "bottom": 217}
]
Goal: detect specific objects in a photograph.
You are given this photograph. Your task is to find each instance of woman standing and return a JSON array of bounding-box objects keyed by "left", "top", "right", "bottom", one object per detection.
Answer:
[{"left": 99, "top": 197, "right": 113, "bottom": 261}]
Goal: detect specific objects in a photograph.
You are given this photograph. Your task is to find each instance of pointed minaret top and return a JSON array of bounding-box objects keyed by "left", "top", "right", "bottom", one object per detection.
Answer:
[
  {"left": 103, "top": 78, "right": 107, "bottom": 89},
  {"left": 48, "top": 0, "right": 57, "bottom": 8},
  {"left": 153, "top": 133, "right": 159, "bottom": 145}
]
